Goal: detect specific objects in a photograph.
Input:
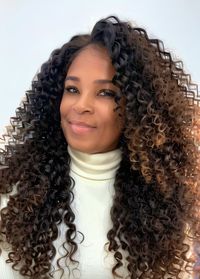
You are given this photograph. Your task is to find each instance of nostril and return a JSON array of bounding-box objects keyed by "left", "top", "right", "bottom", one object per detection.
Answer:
[{"left": 73, "top": 104, "right": 94, "bottom": 114}]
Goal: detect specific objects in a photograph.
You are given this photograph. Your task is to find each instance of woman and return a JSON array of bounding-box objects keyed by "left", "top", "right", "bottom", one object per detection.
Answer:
[{"left": 0, "top": 15, "right": 200, "bottom": 279}]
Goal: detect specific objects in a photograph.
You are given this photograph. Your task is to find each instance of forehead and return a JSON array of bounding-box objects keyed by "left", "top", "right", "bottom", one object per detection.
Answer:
[{"left": 67, "top": 45, "right": 116, "bottom": 78}]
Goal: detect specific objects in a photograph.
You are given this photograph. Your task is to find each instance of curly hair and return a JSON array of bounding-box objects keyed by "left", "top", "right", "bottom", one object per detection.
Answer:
[{"left": 0, "top": 15, "right": 200, "bottom": 279}]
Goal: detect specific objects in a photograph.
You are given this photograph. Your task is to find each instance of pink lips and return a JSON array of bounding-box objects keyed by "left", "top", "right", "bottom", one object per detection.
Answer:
[{"left": 68, "top": 120, "right": 96, "bottom": 134}]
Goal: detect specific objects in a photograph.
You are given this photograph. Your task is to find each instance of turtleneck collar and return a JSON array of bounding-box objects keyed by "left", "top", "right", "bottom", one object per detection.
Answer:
[{"left": 68, "top": 145, "right": 122, "bottom": 181}]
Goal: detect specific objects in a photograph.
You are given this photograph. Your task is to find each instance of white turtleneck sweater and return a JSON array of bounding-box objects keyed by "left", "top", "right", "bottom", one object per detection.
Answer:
[{"left": 0, "top": 146, "right": 128, "bottom": 279}]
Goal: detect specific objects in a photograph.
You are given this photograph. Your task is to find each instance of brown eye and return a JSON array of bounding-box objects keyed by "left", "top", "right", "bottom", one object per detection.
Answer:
[
  {"left": 64, "top": 86, "right": 79, "bottom": 94},
  {"left": 99, "top": 90, "right": 116, "bottom": 98}
]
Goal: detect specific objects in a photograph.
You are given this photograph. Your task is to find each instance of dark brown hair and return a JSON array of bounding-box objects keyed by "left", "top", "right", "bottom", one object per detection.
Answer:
[{"left": 0, "top": 15, "right": 200, "bottom": 279}]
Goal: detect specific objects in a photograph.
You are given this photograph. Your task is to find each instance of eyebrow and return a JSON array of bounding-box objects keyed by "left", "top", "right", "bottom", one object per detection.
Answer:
[{"left": 65, "top": 76, "right": 114, "bottom": 84}]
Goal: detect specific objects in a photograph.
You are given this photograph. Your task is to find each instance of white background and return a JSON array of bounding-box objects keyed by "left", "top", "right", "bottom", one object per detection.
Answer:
[{"left": 0, "top": 0, "right": 199, "bottom": 136}]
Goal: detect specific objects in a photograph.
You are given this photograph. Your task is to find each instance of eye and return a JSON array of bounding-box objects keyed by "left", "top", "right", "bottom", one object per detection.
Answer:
[
  {"left": 64, "top": 86, "right": 79, "bottom": 94},
  {"left": 98, "top": 89, "right": 116, "bottom": 98}
]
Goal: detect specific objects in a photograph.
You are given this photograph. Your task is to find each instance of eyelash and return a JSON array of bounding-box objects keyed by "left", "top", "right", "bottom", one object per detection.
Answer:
[
  {"left": 64, "top": 86, "right": 78, "bottom": 94},
  {"left": 64, "top": 86, "right": 116, "bottom": 98}
]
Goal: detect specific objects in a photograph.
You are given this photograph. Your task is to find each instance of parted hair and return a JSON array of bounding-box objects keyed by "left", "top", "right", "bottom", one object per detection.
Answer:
[{"left": 0, "top": 15, "right": 200, "bottom": 279}]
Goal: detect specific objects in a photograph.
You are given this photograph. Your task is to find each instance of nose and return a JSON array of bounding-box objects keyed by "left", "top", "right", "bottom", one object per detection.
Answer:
[{"left": 72, "top": 94, "right": 94, "bottom": 114}]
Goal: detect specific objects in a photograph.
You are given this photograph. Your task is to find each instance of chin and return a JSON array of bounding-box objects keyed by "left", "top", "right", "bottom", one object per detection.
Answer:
[
  {"left": 67, "top": 142, "right": 97, "bottom": 154},
  {"left": 68, "top": 142, "right": 117, "bottom": 154}
]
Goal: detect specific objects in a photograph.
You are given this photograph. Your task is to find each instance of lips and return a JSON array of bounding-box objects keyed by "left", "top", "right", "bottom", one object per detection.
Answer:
[
  {"left": 68, "top": 120, "right": 96, "bottom": 134},
  {"left": 69, "top": 120, "right": 96, "bottom": 128}
]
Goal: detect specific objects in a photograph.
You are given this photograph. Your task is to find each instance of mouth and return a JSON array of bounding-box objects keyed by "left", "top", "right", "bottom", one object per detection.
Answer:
[{"left": 68, "top": 120, "right": 96, "bottom": 134}]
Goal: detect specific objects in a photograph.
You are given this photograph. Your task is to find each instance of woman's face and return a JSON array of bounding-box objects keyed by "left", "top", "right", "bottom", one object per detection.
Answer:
[{"left": 60, "top": 45, "right": 125, "bottom": 154}]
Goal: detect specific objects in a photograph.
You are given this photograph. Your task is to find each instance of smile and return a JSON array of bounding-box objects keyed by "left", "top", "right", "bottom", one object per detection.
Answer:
[{"left": 68, "top": 121, "right": 96, "bottom": 134}]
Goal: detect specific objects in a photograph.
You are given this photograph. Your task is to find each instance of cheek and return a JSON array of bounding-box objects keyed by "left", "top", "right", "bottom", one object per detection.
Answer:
[
  {"left": 60, "top": 97, "right": 69, "bottom": 118},
  {"left": 115, "top": 115, "right": 124, "bottom": 135},
  {"left": 105, "top": 108, "right": 124, "bottom": 134},
  {"left": 60, "top": 98, "right": 64, "bottom": 115}
]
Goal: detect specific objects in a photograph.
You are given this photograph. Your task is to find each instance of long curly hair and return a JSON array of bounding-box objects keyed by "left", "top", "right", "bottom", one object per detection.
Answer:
[{"left": 1, "top": 15, "right": 200, "bottom": 279}]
